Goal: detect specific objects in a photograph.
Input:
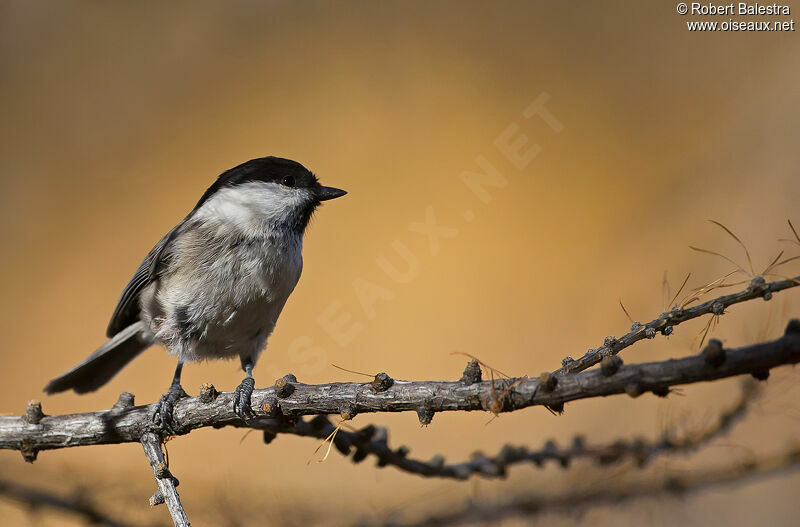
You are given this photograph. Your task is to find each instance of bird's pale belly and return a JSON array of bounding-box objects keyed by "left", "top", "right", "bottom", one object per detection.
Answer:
[{"left": 140, "top": 231, "right": 303, "bottom": 363}]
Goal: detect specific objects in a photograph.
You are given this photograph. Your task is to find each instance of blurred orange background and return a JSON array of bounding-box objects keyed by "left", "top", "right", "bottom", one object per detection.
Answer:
[{"left": 1, "top": 1, "right": 799, "bottom": 525}]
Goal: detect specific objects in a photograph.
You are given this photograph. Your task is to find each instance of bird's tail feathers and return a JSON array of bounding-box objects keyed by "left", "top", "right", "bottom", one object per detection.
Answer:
[{"left": 44, "top": 321, "right": 153, "bottom": 395}]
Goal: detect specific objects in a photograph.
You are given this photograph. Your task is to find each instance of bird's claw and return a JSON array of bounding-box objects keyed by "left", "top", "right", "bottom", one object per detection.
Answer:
[
  {"left": 152, "top": 383, "right": 188, "bottom": 434},
  {"left": 232, "top": 376, "right": 255, "bottom": 420}
]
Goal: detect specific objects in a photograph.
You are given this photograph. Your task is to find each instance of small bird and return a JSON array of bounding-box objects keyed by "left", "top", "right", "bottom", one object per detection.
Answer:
[{"left": 44, "top": 156, "right": 346, "bottom": 429}]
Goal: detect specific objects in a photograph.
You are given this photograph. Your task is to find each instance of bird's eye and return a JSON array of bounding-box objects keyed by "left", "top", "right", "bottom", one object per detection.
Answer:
[{"left": 281, "top": 176, "right": 295, "bottom": 187}]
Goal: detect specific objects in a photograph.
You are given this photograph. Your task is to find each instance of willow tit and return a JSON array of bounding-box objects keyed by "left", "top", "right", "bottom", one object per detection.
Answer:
[{"left": 44, "top": 156, "right": 346, "bottom": 428}]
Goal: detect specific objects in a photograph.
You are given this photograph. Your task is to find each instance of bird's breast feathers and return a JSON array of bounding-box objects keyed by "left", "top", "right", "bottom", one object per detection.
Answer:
[{"left": 141, "top": 220, "right": 303, "bottom": 362}]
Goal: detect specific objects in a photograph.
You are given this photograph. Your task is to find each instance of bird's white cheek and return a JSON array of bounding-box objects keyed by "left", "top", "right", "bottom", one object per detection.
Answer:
[{"left": 195, "top": 182, "right": 310, "bottom": 233}]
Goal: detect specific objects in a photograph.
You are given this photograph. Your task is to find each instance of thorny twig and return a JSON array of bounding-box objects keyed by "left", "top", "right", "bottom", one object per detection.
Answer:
[
  {"left": 2, "top": 321, "right": 798, "bottom": 456},
  {"left": 251, "top": 378, "right": 760, "bottom": 480},
  {"left": 556, "top": 275, "right": 799, "bottom": 375},
  {"left": 0, "top": 278, "right": 794, "bottom": 526},
  {"left": 141, "top": 433, "right": 190, "bottom": 527}
]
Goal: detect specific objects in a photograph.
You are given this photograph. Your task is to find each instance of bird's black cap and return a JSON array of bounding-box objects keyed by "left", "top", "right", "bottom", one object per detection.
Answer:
[{"left": 193, "top": 156, "right": 345, "bottom": 211}]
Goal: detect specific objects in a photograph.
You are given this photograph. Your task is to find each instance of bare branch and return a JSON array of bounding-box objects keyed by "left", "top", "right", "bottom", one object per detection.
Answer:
[
  {"left": 387, "top": 448, "right": 800, "bottom": 526},
  {"left": 557, "top": 275, "right": 799, "bottom": 375},
  {"left": 0, "top": 477, "right": 134, "bottom": 527},
  {"left": 252, "top": 379, "right": 759, "bottom": 480},
  {"left": 1, "top": 321, "right": 798, "bottom": 458},
  {"left": 141, "top": 433, "right": 190, "bottom": 527}
]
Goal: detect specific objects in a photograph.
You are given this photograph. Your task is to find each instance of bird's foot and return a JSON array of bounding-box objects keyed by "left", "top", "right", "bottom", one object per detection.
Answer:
[
  {"left": 232, "top": 376, "right": 255, "bottom": 420},
  {"left": 152, "top": 383, "right": 188, "bottom": 434}
]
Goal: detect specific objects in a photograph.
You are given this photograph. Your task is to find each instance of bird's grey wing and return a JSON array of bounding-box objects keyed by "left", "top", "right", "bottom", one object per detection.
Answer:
[{"left": 105, "top": 224, "right": 181, "bottom": 338}]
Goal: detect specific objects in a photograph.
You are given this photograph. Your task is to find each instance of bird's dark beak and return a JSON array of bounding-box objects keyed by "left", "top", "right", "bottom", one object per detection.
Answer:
[{"left": 316, "top": 186, "right": 347, "bottom": 201}]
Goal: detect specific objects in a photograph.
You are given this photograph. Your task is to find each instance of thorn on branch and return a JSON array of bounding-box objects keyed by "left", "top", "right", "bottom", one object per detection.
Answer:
[
  {"left": 417, "top": 408, "right": 435, "bottom": 426},
  {"left": 625, "top": 383, "right": 644, "bottom": 398},
  {"left": 461, "top": 360, "right": 482, "bottom": 384},
  {"left": 428, "top": 455, "right": 445, "bottom": 468},
  {"left": 561, "top": 356, "right": 576, "bottom": 371},
  {"left": 112, "top": 392, "right": 135, "bottom": 412},
  {"left": 155, "top": 462, "right": 177, "bottom": 484},
  {"left": 262, "top": 398, "right": 280, "bottom": 416},
  {"left": 20, "top": 440, "right": 38, "bottom": 463},
  {"left": 702, "top": 339, "right": 726, "bottom": 367},
  {"left": 371, "top": 372, "right": 394, "bottom": 392},
  {"left": 748, "top": 275, "right": 767, "bottom": 291},
  {"left": 539, "top": 372, "right": 557, "bottom": 392},
  {"left": 140, "top": 432, "right": 189, "bottom": 525},
  {"left": 751, "top": 369, "right": 770, "bottom": 381},
  {"left": 601, "top": 356, "right": 623, "bottom": 376},
  {"left": 24, "top": 400, "right": 43, "bottom": 425},
  {"left": 149, "top": 490, "right": 165, "bottom": 507},
  {"left": 651, "top": 386, "right": 670, "bottom": 398},
  {"left": 786, "top": 319, "right": 800, "bottom": 335},
  {"left": 339, "top": 404, "right": 357, "bottom": 421},
  {"left": 199, "top": 383, "right": 218, "bottom": 403},
  {"left": 275, "top": 375, "right": 296, "bottom": 398}
]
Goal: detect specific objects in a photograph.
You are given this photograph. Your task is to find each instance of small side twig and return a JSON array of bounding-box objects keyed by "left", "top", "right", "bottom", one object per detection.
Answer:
[
  {"left": 556, "top": 275, "right": 798, "bottom": 374},
  {"left": 141, "top": 433, "right": 190, "bottom": 527}
]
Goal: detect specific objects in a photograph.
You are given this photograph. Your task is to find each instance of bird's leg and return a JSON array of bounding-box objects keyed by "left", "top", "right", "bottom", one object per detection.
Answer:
[
  {"left": 232, "top": 358, "right": 255, "bottom": 420},
  {"left": 152, "top": 361, "right": 188, "bottom": 434}
]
